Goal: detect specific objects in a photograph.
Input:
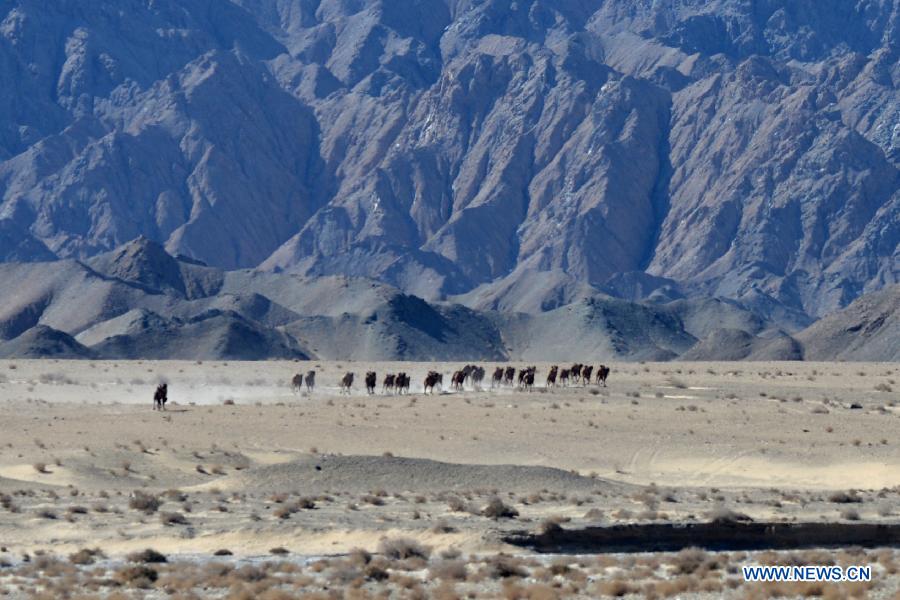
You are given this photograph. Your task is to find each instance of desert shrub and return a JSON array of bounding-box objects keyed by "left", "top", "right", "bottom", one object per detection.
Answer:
[
  {"left": 708, "top": 505, "right": 751, "bottom": 523},
  {"left": 596, "top": 579, "right": 634, "bottom": 597},
  {"left": 296, "top": 497, "right": 316, "bottom": 509},
  {"left": 69, "top": 548, "right": 104, "bottom": 565},
  {"left": 127, "top": 549, "right": 167, "bottom": 564},
  {"left": 160, "top": 511, "right": 189, "bottom": 526},
  {"left": 430, "top": 559, "right": 468, "bottom": 581},
  {"left": 828, "top": 491, "right": 862, "bottom": 504},
  {"left": 447, "top": 496, "right": 467, "bottom": 512},
  {"left": 164, "top": 489, "right": 187, "bottom": 502},
  {"left": 378, "top": 537, "right": 430, "bottom": 560},
  {"left": 672, "top": 547, "right": 710, "bottom": 575},
  {"left": 114, "top": 565, "right": 158, "bottom": 588},
  {"left": 486, "top": 554, "right": 527, "bottom": 579},
  {"left": 128, "top": 492, "right": 161, "bottom": 514},
  {"left": 841, "top": 508, "right": 861, "bottom": 521},
  {"left": 482, "top": 497, "right": 519, "bottom": 520}
]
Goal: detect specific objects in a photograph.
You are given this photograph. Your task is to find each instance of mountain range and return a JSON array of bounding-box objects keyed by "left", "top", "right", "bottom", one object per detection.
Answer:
[
  {"left": 0, "top": 237, "right": 896, "bottom": 361},
  {"left": 0, "top": 1, "right": 897, "bottom": 360}
]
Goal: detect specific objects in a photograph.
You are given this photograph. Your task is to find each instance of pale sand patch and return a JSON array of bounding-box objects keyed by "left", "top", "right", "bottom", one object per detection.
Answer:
[
  {"left": 644, "top": 457, "right": 900, "bottom": 490},
  {"left": 0, "top": 464, "right": 82, "bottom": 488},
  {"left": 0, "top": 359, "right": 897, "bottom": 559}
]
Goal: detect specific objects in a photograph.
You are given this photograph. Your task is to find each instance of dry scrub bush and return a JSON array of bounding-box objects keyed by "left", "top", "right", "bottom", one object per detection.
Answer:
[
  {"left": 127, "top": 548, "right": 167, "bottom": 564},
  {"left": 129, "top": 491, "right": 161, "bottom": 513},
  {"left": 828, "top": 491, "right": 862, "bottom": 504},
  {"left": 68, "top": 548, "right": 104, "bottom": 565},
  {"left": 430, "top": 559, "right": 468, "bottom": 581},
  {"left": 160, "top": 511, "right": 189, "bottom": 526},
  {"left": 114, "top": 565, "right": 158, "bottom": 588},
  {"left": 484, "top": 555, "right": 528, "bottom": 579},
  {"left": 482, "top": 497, "right": 519, "bottom": 519},
  {"left": 378, "top": 537, "right": 430, "bottom": 560}
]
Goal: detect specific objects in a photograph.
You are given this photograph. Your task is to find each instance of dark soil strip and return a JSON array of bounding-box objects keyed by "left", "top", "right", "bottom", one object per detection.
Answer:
[{"left": 504, "top": 522, "right": 900, "bottom": 554}]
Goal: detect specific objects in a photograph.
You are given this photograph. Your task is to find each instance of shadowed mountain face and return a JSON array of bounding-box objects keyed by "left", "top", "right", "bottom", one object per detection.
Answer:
[{"left": 0, "top": 0, "right": 897, "bottom": 321}]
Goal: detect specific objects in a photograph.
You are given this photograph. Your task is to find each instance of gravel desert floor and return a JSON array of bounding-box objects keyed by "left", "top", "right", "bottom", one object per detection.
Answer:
[{"left": 0, "top": 360, "right": 898, "bottom": 598}]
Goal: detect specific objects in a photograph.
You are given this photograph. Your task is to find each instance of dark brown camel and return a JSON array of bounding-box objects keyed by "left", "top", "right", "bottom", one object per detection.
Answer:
[
  {"left": 581, "top": 365, "right": 594, "bottom": 386},
  {"left": 546, "top": 365, "right": 558, "bottom": 388},
  {"left": 340, "top": 372, "right": 354, "bottom": 394},
  {"left": 504, "top": 366, "right": 515, "bottom": 386},
  {"left": 291, "top": 373, "right": 303, "bottom": 393},
  {"left": 396, "top": 373, "right": 410, "bottom": 394},
  {"left": 491, "top": 367, "right": 504, "bottom": 388},
  {"left": 451, "top": 370, "right": 466, "bottom": 391},
  {"left": 153, "top": 384, "right": 168, "bottom": 411},
  {"left": 596, "top": 365, "right": 611, "bottom": 387},
  {"left": 570, "top": 364, "right": 583, "bottom": 383},
  {"left": 424, "top": 371, "right": 442, "bottom": 394},
  {"left": 523, "top": 369, "right": 535, "bottom": 391},
  {"left": 471, "top": 366, "right": 485, "bottom": 389}
]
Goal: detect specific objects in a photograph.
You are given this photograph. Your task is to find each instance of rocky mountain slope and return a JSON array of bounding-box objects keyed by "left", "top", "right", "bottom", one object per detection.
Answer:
[
  {"left": 0, "top": 0, "right": 896, "bottom": 325},
  {"left": 0, "top": 238, "right": 895, "bottom": 361}
]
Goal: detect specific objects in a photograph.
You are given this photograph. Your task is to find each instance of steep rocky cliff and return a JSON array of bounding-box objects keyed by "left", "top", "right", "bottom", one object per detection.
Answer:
[{"left": 1, "top": 0, "right": 897, "bottom": 322}]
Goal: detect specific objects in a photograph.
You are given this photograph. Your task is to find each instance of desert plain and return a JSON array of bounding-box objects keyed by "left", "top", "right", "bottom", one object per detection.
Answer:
[{"left": 0, "top": 359, "right": 898, "bottom": 599}]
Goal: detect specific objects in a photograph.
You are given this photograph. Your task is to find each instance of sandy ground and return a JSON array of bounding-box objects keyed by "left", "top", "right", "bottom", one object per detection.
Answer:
[{"left": 0, "top": 360, "right": 898, "bottom": 597}]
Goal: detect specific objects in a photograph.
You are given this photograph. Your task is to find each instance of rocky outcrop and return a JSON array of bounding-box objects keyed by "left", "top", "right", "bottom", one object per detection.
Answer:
[{"left": 796, "top": 285, "right": 900, "bottom": 361}]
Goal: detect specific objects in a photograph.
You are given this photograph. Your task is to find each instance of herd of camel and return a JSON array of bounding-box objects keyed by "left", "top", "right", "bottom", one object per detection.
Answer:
[
  {"left": 152, "top": 364, "right": 612, "bottom": 409},
  {"left": 289, "top": 364, "right": 611, "bottom": 395}
]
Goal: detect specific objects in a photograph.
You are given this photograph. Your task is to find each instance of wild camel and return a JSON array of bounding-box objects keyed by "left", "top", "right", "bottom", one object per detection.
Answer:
[
  {"left": 396, "top": 373, "right": 410, "bottom": 394},
  {"left": 305, "top": 370, "right": 316, "bottom": 392},
  {"left": 365, "top": 371, "right": 377, "bottom": 395},
  {"left": 340, "top": 372, "right": 354, "bottom": 394},
  {"left": 382, "top": 373, "right": 396, "bottom": 394},
  {"left": 471, "top": 366, "right": 485, "bottom": 389},
  {"left": 522, "top": 368, "right": 535, "bottom": 391},
  {"left": 559, "top": 368, "right": 570, "bottom": 386},
  {"left": 581, "top": 365, "right": 594, "bottom": 386},
  {"left": 491, "top": 367, "right": 504, "bottom": 388},
  {"left": 291, "top": 373, "right": 303, "bottom": 394},
  {"left": 503, "top": 366, "right": 515, "bottom": 386},
  {"left": 596, "top": 365, "right": 611, "bottom": 387},
  {"left": 570, "top": 364, "right": 583, "bottom": 384},
  {"left": 518, "top": 366, "right": 536, "bottom": 390},
  {"left": 424, "top": 371, "right": 442, "bottom": 394},
  {"left": 546, "top": 365, "right": 558, "bottom": 388},
  {"left": 451, "top": 370, "right": 466, "bottom": 391},
  {"left": 153, "top": 384, "right": 168, "bottom": 411}
]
